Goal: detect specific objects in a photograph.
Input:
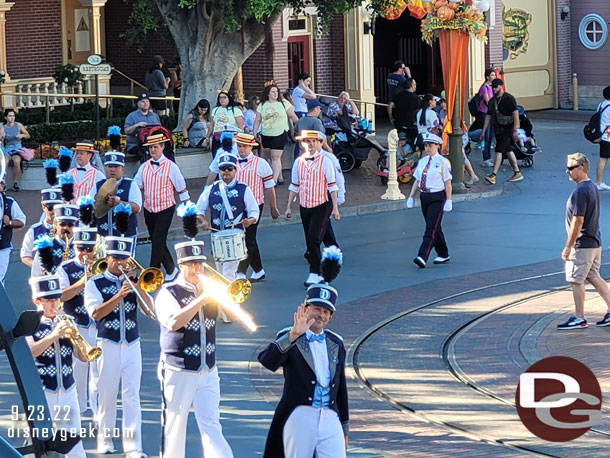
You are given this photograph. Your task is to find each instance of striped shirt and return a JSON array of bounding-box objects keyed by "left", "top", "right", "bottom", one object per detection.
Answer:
[
  {"left": 134, "top": 155, "right": 190, "bottom": 213},
  {"left": 289, "top": 152, "right": 338, "bottom": 208},
  {"left": 236, "top": 154, "right": 275, "bottom": 205},
  {"left": 69, "top": 164, "right": 105, "bottom": 203}
]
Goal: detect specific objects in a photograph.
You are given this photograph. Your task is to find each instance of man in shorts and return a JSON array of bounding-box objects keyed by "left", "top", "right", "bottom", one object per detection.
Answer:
[{"left": 558, "top": 153, "right": 610, "bottom": 330}]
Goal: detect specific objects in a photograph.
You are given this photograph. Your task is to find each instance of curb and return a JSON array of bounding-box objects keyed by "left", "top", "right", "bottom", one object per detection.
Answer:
[{"left": 136, "top": 186, "right": 504, "bottom": 244}]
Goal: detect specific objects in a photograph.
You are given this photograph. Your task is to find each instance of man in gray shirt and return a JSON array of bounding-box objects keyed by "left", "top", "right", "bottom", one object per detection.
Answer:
[
  {"left": 124, "top": 93, "right": 161, "bottom": 162},
  {"left": 294, "top": 99, "right": 331, "bottom": 158}
]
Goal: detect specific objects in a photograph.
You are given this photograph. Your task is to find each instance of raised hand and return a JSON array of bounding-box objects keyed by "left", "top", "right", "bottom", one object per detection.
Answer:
[{"left": 289, "top": 304, "right": 314, "bottom": 342}]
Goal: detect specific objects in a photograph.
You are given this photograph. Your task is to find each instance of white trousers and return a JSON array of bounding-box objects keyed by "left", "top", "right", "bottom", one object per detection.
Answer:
[
  {"left": 215, "top": 260, "right": 238, "bottom": 282},
  {"left": 73, "top": 324, "right": 98, "bottom": 415},
  {"left": 158, "top": 362, "right": 233, "bottom": 458},
  {"left": 283, "top": 406, "right": 345, "bottom": 458},
  {"left": 45, "top": 387, "right": 87, "bottom": 458},
  {"left": 96, "top": 339, "right": 143, "bottom": 453},
  {"left": 0, "top": 247, "right": 10, "bottom": 283}
]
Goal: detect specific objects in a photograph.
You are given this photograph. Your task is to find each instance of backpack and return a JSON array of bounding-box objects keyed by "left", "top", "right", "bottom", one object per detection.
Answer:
[
  {"left": 584, "top": 104, "right": 610, "bottom": 143},
  {"left": 468, "top": 93, "right": 481, "bottom": 117},
  {"left": 138, "top": 125, "right": 176, "bottom": 162}
]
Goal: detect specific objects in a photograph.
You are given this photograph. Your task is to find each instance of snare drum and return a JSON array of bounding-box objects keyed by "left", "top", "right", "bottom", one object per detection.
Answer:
[{"left": 211, "top": 228, "right": 248, "bottom": 262}]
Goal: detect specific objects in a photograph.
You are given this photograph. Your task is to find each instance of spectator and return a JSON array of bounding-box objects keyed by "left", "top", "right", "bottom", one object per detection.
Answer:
[
  {"left": 1, "top": 109, "right": 30, "bottom": 191},
  {"left": 387, "top": 60, "right": 412, "bottom": 104},
  {"left": 211, "top": 91, "right": 244, "bottom": 156},
  {"left": 295, "top": 99, "right": 332, "bottom": 158},
  {"left": 415, "top": 94, "right": 439, "bottom": 135},
  {"left": 181, "top": 99, "right": 212, "bottom": 149},
  {"left": 124, "top": 93, "right": 161, "bottom": 163},
  {"left": 477, "top": 68, "right": 496, "bottom": 166},
  {"left": 243, "top": 96, "right": 260, "bottom": 136},
  {"left": 169, "top": 57, "right": 182, "bottom": 113},
  {"left": 594, "top": 86, "right": 610, "bottom": 190},
  {"left": 323, "top": 91, "right": 360, "bottom": 133},
  {"left": 292, "top": 72, "right": 316, "bottom": 118},
  {"left": 253, "top": 82, "right": 298, "bottom": 184},
  {"left": 390, "top": 78, "right": 420, "bottom": 148},
  {"left": 145, "top": 55, "right": 170, "bottom": 115},
  {"left": 482, "top": 79, "right": 523, "bottom": 184}
]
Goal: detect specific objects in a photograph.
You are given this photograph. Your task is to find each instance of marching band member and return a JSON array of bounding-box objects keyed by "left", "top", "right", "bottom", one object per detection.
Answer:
[
  {"left": 27, "top": 275, "right": 87, "bottom": 458},
  {"left": 195, "top": 152, "right": 259, "bottom": 281},
  {"left": 68, "top": 140, "right": 106, "bottom": 202},
  {"left": 134, "top": 132, "right": 190, "bottom": 282},
  {"left": 90, "top": 150, "right": 142, "bottom": 243},
  {"left": 0, "top": 179, "right": 26, "bottom": 282},
  {"left": 84, "top": 236, "right": 152, "bottom": 457},
  {"left": 285, "top": 130, "right": 340, "bottom": 286},
  {"left": 155, "top": 239, "right": 234, "bottom": 458},
  {"left": 21, "top": 188, "right": 62, "bottom": 268},
  {"left": 320, "top": 150, "right": 345, "bottom": 250},
  {"left": 57, "top": 226, "right": 99, "bottom": 417},
  {"left": 31, "top": 204, "right": 77, "bottom": 276},
  {"left": 258, "top": 247, "right": 348, "bottom": 458},
  {"left": 206, "top": 132, "right": 279, "bottom": 281}
]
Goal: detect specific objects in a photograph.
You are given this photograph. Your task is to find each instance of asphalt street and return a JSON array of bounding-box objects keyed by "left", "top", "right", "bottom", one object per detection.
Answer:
[{"left": 1, "top": 116, "right": 607, "bottom": 456}]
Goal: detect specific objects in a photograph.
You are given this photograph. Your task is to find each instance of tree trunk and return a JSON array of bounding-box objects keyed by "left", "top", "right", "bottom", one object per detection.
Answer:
[{"left": 155, "top": 1, "right": 270, "bottom": 124}]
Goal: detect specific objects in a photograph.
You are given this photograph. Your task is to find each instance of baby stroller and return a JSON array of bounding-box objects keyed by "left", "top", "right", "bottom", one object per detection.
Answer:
[
  {"left": 324, "top": 109, "right": 386, "bottom": 173},
  {"left": 510, "top": 106, "right": 541, "bottom": 168}
]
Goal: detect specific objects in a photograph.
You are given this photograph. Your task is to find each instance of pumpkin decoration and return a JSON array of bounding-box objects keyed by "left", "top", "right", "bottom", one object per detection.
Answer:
[
  {"left": 437, "top": 5, "right": 455, "bottom": 21},
  {"left": 448, "top": 2, "right": 458, "bottom": 9}
]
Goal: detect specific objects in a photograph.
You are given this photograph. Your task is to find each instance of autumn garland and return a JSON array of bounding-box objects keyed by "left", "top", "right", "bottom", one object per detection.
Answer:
[{"left": 421, "top": 0, "right": 488, "bottom": 45}]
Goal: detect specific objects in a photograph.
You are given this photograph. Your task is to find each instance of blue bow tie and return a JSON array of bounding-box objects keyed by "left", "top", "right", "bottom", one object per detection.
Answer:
[
  {"left": 308, "top": 333, "right": 325, "bottom": 343},
  {"left": 238, "top": 158, "right": 248, "bottom": 164},
  {"left": 151, "top": 161, "right": 160, "bottom": 166},
  {"left": 306, "top": 157, "right": 315, "bottom": 161},
  {"left": 77, "top": 167, "right": 86, "bottom": 171}
]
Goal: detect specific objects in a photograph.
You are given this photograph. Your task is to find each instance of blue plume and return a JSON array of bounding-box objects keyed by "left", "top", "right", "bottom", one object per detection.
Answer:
[
  {"left": 322, "top": 246, "right": 343, "bottom": 266},
  {"left": 114, "top": 203, "right": 132, "bottom": 216},
  {"left": 58, "top": 147, "right": 72, "bottom": 157},
  {"left": 77, "top": 195, "right": 94, "bottom": 206},
  {"left": 107, "top": 125, "right": 121, "bottom": 136},
  {"left": 59, "top": 174, "right": 74, "bottom": 186},
  {"left": 34, "top": 235, "right": 53, "bottom": 250},
  {"left": 177, "top": 202, "right": 197, "bottom": 217},
  {"left": 220, "top": 132, "right": 234, "bottom": 142},
  {"left": 43, "top": 159, "right": 58, "bottom": 169}
]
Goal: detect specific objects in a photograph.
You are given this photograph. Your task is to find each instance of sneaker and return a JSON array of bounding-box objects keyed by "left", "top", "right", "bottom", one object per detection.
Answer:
[
  {"left": 597, "top": 182, "right": 610, "bottom": 191},
  {"left": 433, "top": 256, "right": 450, "bottom": 264},
  {"left": 482, "top": 159, "right": 494, "bottom": 167},
  {"left": 413, "top": 256, "right": 426, "bottom": 269},
  {"left": 507, "top": 172, "right": 523, "bottom": 182},
  {"left": 464, "top": 176, "right": 479, "bottom": 186},
  {"left": 250, "top": 269, "right": 266, "bottom": 282},
  {"left": 596, "top": 311, "right": 610, "bottom": 326},
  {"left": 557, "top": 314, "right": 588, "bottom": 330},
  {"left": 484, "top": 173, "right": 496, "bottom": 185},
  {"left": 12, "top": 183, "right": 20, "bottom": 192}
]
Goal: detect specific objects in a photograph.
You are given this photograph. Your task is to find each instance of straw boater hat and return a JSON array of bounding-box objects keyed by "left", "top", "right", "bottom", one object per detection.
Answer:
[
  {"left": 234, "top": 132, "right": 259, "bottom": 147},
  {"left": 73, "top": 140, "right": 98, "bottom": 153},
  {"left": 143, "top": 133, "right": 171, "bottom": 146},
  {"left": 295, "top": 130, "right": 326, "bottom": 142}
]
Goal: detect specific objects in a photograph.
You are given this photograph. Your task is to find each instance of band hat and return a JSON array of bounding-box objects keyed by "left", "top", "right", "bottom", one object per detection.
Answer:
[
  {"left": 217, "top": 153, "right": 238, "bottom": 168},
  {"left": 421, "top": 132, "right": 443, "bottom": 145},
  {"left": 73, "top": 140, "right": 98, "bottom": 153},
  {"left": 54, "top": 204, "right": 79, "bottom": 223},
  {"left": 143, "top": 133, "right": 170, "bottom": 146},
  {"left": 305, "top": 283, "right": 338, "bottom": 313},
  {"left": 234, "top": 133, "right": 259, "bottom": 147},
  {"left": 295, "top": 130, "right": 326, "bottom": 142},
  {"left": 30, "top": 274, "right": 63, "bottom": 300},
  {"left": 222, "top": 124, "right": 242, "bottom": 134},
  {"left": 105, "top": 236, "right": 132, "bottom": 259},
  {"left": 175, "top": 241, "right": 207, "bottom": 263},
  {"left": 41, "top": 188, "right": 63, "bottom": 206},
  {"left": 73, "top": 227, "right": 97, "bottom": 246},
  {"left": 104, "top": 151, "right": 125, "bottom": 167}
]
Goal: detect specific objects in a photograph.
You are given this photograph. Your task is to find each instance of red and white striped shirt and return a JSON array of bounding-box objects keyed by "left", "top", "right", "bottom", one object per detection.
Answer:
[
  {"left": 69, "top": 164, "right": 105, "bottom": 203},
  {"left": 134, "top": 155, "right": 190, "bottom": 213},
  {"left": 289, "top": 152, "right": 338, "bottom": 208},
  {"left": 236, "top": 154, "right": 275, "bottom": 205}
]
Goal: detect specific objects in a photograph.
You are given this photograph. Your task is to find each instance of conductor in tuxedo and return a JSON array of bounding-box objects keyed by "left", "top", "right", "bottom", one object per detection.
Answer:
[{"left": 258, "top": 247, "right": 348, "bottom": 458}]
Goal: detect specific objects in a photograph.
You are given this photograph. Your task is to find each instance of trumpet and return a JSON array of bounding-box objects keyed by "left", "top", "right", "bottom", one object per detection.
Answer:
[
  {"left": 50, "top": 219, "right": 57, "bottom": 238},
  {"left": 118, "top": 258, "right": 162, "bottom": 320},
  {"left": 62, "top": 233, "right": 71, "bottom": 261},
  {"left": 57, "top": 308, "right": 102, "bottom": 362}
]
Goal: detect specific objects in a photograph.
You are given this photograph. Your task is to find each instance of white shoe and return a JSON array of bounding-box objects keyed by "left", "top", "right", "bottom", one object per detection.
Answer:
[
  {"left": 235, "top": 272, "right": 247, "bottom": 280},
  {"left": 464, "top": 176, "right": 479, "bottom": 185},
  {"left": 165, "top": 267, "right": 179, "bottom": 282},
  {"left": 250, "top": 269, "right": 266, "bottom": 282},
  {"left": 481, "top": 159, "right": 494, "bottom": 167},
  {"left": 304, "top": 273, "right": 322, "bottom": 286},
  {"left": 597, "top": 182, "right": 610, "bottom": 191},
  {"left": 433, "top": 256, "right": 451, "bottom": 264},
  {"left": 125, "top": 452, "right": 148, "bottom": 458},
  {"left": 97, "top": 442, "right": 116, "bottom": 454}
]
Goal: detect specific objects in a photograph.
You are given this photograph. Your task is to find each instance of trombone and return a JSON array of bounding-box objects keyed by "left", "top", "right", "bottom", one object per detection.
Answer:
[
  {"left": 204, "top": 263, "right": 251, "bottom": 304},
  {"left": 118, "top": 257, "right": 163, "bottom": 320}
]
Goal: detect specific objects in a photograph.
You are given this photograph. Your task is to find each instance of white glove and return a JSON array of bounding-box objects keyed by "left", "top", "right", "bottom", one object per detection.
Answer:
[
  {"left": 443, "top": 199, "right": 453, "bottom": 212},
  {"left": 406, "top": 197, "right": 414, "bottom": 208}
]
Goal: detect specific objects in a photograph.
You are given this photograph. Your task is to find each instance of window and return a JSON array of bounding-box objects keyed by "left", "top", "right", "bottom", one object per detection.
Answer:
[{"left": 578, "top": 14, "right": 608, "bottom": 50}]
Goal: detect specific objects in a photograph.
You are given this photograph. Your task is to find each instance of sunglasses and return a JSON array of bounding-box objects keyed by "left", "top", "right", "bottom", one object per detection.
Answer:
[
  {"left": 78, "top": 247, "right": 95, "bottom": 252},
  {"left": 566, "top": 164, "right": 581, "bottom": 171},
  {"left": 219, "top": 166, "right": 235, "bottom": 172},
  {"left": 45, "top": 205, "right": 55, "bottom": 211},
  {"left": 59, "top": 222, "right": 75, "bottom": 227}
]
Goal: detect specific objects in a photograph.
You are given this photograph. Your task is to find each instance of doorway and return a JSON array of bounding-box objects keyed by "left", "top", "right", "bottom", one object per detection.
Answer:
[
  {"left": 62, "top": 0, "right": 93, "bottom": 65},
  {"left": 287, "top": 35, "right": 311, "bottom": 89}
]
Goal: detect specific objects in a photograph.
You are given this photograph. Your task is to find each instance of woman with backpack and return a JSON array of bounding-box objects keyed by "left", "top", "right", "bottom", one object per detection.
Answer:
[
  {"left": 181, "top": 99, "right": 212, "bottom": 149},
  {"left": 211, "top": 91, "right": 244, "bottom": 156}
]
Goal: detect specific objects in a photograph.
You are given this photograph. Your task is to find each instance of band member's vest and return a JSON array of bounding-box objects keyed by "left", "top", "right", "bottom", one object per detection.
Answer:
[
  {"left": 209, "top": 181, "right": 248, "bottom": 230},
  {"left": 0, "top": 195, "right": 15, "bottom": 250},
  {"left": 30, "top": 222, "right": 52, "bottom": 248},
  {"left": 94, "top": 178, "right": 138, "bottom": 236},
  {"left": 159, "top": 283, "right": 219, "bottom": 371},
  {"left": 92, "top": 274, "right": 139, "bottom": 343},
  {"left": 60, "top": 260, "right": 92, "bottom": 327},
  {"left": 32, "top": 320, "right": 75, "bottom": 391}
]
